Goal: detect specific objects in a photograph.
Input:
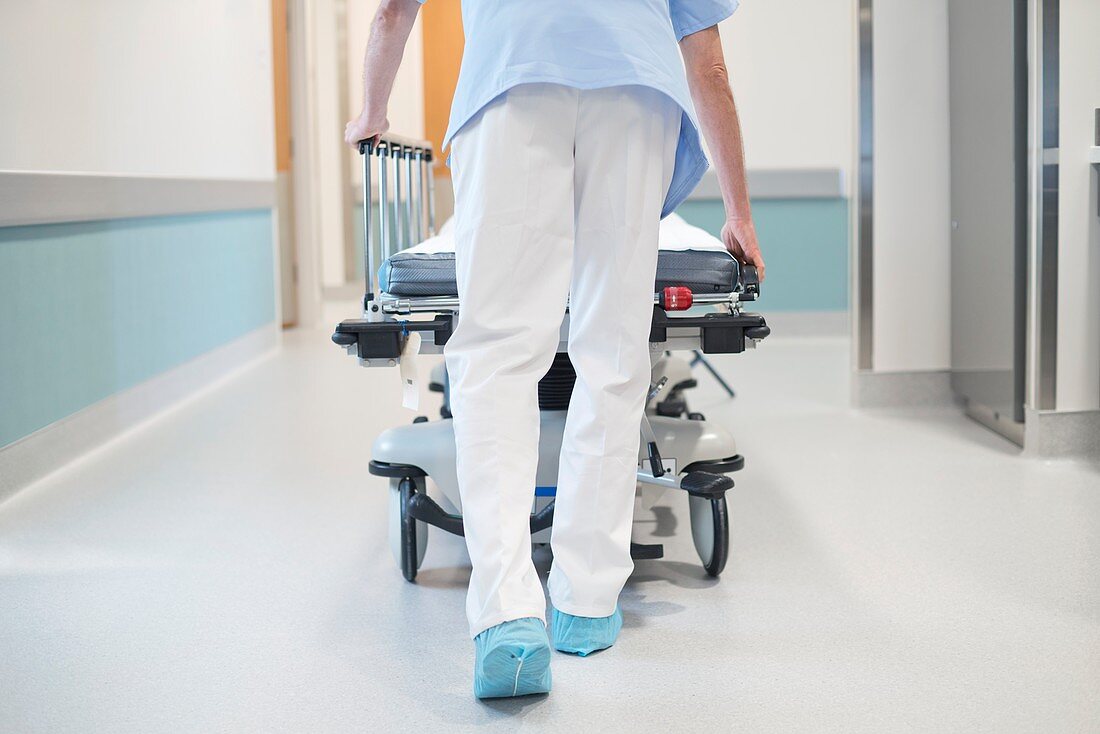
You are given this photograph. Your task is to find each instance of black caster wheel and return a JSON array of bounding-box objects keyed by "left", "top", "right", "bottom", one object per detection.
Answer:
[
  {"left": 413, "top": 415, "right": 429, "bottom": 424},
  {"left": 689, "top": 494, "right": 729, "bottom": 577},
  {"left": 389, "top": 478, "right": 428, "bottom": 582},
  {"left": 656, "top": 394, "right": 688, "bottom": 418}
]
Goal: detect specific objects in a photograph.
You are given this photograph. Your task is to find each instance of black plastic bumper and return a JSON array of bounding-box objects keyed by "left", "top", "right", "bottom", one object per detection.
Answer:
[
  {"left": 648, "top": 308, "right": 771, "bottom": 354},
  {"left": 334, "top": 308, "right": 769, "bottom": 361},
  {"left": 333, "top": 315, "right": 454, "bottom": 360}
]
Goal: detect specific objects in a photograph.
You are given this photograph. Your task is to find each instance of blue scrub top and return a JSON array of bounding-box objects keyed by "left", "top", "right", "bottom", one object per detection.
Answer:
[{"left": 419, "top": 0, "right": 739, "bottom": 217}]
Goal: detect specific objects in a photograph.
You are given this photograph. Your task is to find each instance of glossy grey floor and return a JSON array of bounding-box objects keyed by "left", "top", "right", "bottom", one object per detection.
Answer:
[{"left": 2, "top": 327, "right": 1098, "bottom": 733}]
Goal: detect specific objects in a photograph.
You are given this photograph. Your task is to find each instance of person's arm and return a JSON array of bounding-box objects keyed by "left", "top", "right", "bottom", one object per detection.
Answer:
[
  {"left": 344, "top": 0, "right": 422, "bottom": 147},
  {"left": 680, "top": 26, "right": 765, "bottom": 281}
]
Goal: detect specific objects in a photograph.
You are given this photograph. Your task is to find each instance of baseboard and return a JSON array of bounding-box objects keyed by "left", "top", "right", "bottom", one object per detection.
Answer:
[
  {"left": 851, "top": 369, "right": 957, "bottom": 408},
  {"left": 964, "top": 401, "right": 1025, "bottom": 447},
  {"left": 761, "top": 310, "right": 848, "bottom": 338},
  {"left": 1023, "top": 408, "right": 1100, "bottom": 459},
  {"left": 0, "top": 323, "right": 280, "bottom": 503}
]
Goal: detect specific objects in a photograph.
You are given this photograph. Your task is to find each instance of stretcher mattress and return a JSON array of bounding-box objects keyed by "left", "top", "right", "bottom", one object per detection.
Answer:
[{"left": 379, "top": 213, "right": 740, "bottom": 297}]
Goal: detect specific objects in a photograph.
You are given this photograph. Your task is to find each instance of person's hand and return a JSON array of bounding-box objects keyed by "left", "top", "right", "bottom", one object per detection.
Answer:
[
  {"left": 344, "top": 110, "right": 389, "bottom": 148},
  {"left": 721, "top": 216, "right": 765, "bottom": 282}
]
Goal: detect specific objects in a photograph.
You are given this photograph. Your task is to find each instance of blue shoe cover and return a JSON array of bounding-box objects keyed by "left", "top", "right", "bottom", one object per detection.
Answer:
[
  {"left": 473, "top": 618, "right": 552, "bottom": 699},
  {"left": 550, "top": 606, "right": 623, "bottom": 657}
]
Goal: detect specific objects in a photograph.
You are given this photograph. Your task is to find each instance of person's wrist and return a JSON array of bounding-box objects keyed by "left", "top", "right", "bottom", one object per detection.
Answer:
[
  {"left": 359, "top": 107, "right": 387, "bottom": 127},
  {"left": 722, "top": 203, "right": 753, "bottom": 223}
]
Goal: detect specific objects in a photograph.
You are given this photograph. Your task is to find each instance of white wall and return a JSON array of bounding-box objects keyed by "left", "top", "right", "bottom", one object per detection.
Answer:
[
  {"left": 0, "top": 0, "right": 275, "bottom": 181},
  {"left": 719, "top": 0, "right": 855, "bottom": 174},
  {"left": 868, "top": 0, "right": 952, "bottom": 372},
  {"left": 1055, "top": 0, "right": 1100, "bottom": 412},
  {"left": 315, "top": 0, "right": 352, "bottom": 287}
]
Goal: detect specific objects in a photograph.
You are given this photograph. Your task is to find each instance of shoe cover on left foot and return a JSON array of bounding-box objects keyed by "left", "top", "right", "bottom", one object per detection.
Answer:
[
  {"left": 550, "top": 606, "right": 623, "bottom": 657},
  {"left": 473, "top": 617, "right": 552, "bottom": 699}
]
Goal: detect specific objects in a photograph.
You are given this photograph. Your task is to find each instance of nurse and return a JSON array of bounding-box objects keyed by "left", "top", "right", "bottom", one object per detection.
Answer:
[{"left": 346, "top": 0, "right": 765, "bottom": 699}]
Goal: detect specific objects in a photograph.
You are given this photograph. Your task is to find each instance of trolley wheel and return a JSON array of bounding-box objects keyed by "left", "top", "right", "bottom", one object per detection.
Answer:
[
  {"left": 689, "top": 494, "right": 729, "bottom": 577},
  {"left": 656, "top": 395, "right": 687, "bottom": 418},
  {"left": 389, "top": 477, "right": 428, "bottom": 582}
]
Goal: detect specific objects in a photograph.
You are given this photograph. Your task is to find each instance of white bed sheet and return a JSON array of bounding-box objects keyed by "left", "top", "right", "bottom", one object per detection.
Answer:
[{"left": 400, "top": 212, "right": 726, "bottom": 255}]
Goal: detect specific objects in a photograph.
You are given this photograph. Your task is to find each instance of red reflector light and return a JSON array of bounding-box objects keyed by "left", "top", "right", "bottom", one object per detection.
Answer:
[{"left": 660, "top": 286, "right": 693, "bottom": 311}]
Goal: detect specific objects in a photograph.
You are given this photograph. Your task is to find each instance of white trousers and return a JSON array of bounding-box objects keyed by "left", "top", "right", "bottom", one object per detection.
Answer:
[{"left": 445, "top": 83, "right": 680, "bottom": 637}]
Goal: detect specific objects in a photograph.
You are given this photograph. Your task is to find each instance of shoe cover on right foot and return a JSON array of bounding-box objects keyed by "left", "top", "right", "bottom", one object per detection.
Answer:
[
  {"left": 473, "top": 617, "right": 552, "bottom": 699},
  {"left": 550, "top": 606, "right": 623, "bottom": 656}
]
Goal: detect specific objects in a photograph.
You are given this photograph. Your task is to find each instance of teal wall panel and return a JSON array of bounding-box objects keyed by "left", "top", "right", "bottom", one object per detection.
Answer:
[
  {"left": 0, "top": 211, "right": 275, "bottom": 448},
  {"left": 677, "top": 198, "right": 849, "bottom": 312}
]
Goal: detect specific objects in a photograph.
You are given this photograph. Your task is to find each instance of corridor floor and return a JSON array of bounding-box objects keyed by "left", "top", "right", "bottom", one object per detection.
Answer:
[{"left": 2, "top": 327, "right": 1097, "bottom": 732}]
